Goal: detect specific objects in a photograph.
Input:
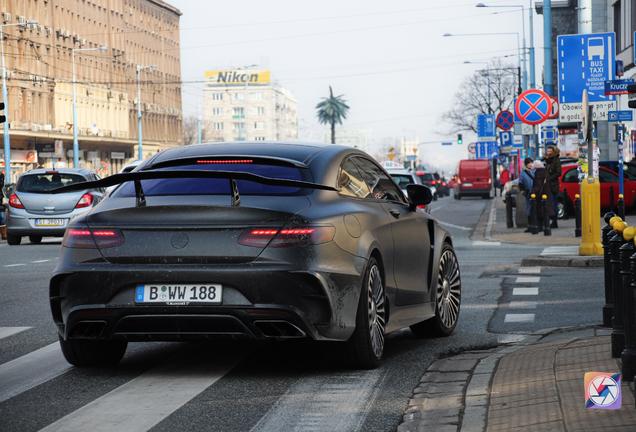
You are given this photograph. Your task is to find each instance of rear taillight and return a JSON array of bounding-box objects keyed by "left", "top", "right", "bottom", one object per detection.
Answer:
[
  {"left": 8, "top": 193, "right": 24, "bottom": 209},
  {"left": 75, "top": 193, "right": 94, "bottom": 208},
  {"left": 63, "top": 227, "right": 124, "bottom": 249},
  {"left": 442, "top": 182, "right": 447, "bottom": 186},
  {"left": 238, "top": 226, "right": 335, "bottom": 248},
  {"left": 457, "top": 178, "right": 462, "bottom": 184},
  {"left": 488, "top": 178, "right": 492, "bottom": 184},
  {"left": 417, "top": 204, "right": 426, "bottom": 210}
]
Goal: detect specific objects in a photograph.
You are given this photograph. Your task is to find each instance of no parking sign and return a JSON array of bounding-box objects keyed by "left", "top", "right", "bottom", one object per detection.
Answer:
[{"left": 515, "top": 89, "right": 553, "bottom": 125}]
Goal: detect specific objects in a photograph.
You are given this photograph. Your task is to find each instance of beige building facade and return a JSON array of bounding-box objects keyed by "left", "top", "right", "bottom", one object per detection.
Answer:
[
  {"left": 203, "top": 69, "right": 298, "bottom": 143},
  {"left": 0, "top": 0, "right": 182, "bottom": 180}
]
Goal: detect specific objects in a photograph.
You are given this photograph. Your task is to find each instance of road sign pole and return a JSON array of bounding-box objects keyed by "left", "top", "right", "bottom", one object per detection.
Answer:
[
  {"left": 619, "top": 123, "right": 624, "bottom": 196},
  {"left": 543, "top": 0, "right": 553, "bottom": 96},
  {"left": 580, "top": 91, "right": 603, "bottom": 256}
]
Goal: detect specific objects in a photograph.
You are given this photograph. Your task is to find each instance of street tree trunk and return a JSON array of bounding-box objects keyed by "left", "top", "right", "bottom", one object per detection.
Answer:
[{"left": 330, "top": 121, "right": 335, "bottom": 144}]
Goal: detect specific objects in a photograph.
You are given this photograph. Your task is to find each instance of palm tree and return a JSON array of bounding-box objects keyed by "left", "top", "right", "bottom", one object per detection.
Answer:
[{"left": 316, "top": 86, "right": 350, "bottom": 144}]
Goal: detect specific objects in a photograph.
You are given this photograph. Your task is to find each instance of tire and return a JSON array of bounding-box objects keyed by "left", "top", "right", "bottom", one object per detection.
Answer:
[
  {"left": 410, "top": 244, "right": 461, "bottom": 338},
  {"left": 7, "top": 234, "right": 21, "bottom": 245},
  {"left": 454, "top": 193, "right": 461, "bottom": 200},
  {"left": 556, "top": 201, "right": 566, "bottom": 220},
  {"left": 433, "top": 193, "right": 438, "bottom": 201},
  {"left": 59, "top": 336, "right": 127, "bottom": 367},
  {"left": 347, "top": 257, "right": 386, "bottom": 369},
  {"left": 29, "top": 235, "right": 42, "bottom": 244}
]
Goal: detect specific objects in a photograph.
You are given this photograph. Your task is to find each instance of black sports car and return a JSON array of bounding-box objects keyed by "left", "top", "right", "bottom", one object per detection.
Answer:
[{"left": 49, "top": 143, "right": 461, "bottom": 369}]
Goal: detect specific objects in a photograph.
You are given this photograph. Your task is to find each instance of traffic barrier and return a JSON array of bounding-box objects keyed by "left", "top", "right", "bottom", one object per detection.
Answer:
[
  {"left": 541, "top": 194, "right": 551, "bottom": 236},
  {"left": 617, "top": 193, "right": 626, "bottom": 219},
  {"left": 610, "top": 221, "right": 627, "bottom": 358},
  {"left": 618, "top": 226, "right": 635, "bottom": 360},
  {"left": 602, "top": 212, "right": 616, "bottom": 327},
  {"left": 623, "top": 243, "right": 636, "bottom": 382},
  {"left": 528, "top": 194, "right": 538, "bottom": 234},
  {"left": 574, "top": 194, "right": 582, "bottom": 237},
  {"left": 505, "top": 192, "right": 514, "bottom": 228}
]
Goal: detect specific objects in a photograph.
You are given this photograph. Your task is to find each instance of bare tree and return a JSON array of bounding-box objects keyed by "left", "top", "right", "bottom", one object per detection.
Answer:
[
  {"left": 443, "top": 59, "right": 519, "bottom": 134},
  {"left": 182, "top": 116, "right": 199, "bottom": 145}
]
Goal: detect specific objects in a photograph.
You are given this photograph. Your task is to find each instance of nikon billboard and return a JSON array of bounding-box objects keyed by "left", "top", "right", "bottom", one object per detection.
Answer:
[{"left": 204, "top": 69, "right": 271, "bottom": 86}]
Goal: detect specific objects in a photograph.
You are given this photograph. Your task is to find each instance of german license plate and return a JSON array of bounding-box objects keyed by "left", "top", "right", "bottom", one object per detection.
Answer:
[
  {"left": 135, "top": 284, "right": 222, "bottom": 304},
  {"left": 35, "top": 218, "right": 65, "bottom": 227},
  {"left": 463, "top": 183, "right": 473, "bottom": 187}
]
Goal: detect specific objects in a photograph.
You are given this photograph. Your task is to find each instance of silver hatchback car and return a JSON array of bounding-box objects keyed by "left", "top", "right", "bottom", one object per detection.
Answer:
[{"left": 6, "top": 168, "right": 104, "bottom": 245}]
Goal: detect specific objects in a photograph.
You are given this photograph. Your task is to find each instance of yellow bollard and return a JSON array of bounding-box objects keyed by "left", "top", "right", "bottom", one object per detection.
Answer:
[
  {"left": 579, "top": 177, "right": 603, "bottom": 255},
  {"left": 610, "top": 216, "right": 623, "bottom": 226},
  {"left": 614, "top": 220, "right": 628, "bottom": 233},
  {"left": 623, "top": 226, "right": 636, "bottom": 241}
]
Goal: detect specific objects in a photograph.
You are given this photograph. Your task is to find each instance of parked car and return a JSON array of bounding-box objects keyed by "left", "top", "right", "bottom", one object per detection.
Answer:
[
  {"left": 453, "top": 159, "right": 493, "bottom": 199},
  {"left": 416, "top": 171, "right": 448, "bottom": 197},
  {"left": 6, "top": 168, "right": 105, "bottom": 245},
  {"left": 388, "top": 168, "right": 437, "bottom": 202},
  {"left": 559, "top": 163, "right": 636, "bottom": 217},
  {"left": 49, "top": 143, "right": 461, "bottom": 369}
]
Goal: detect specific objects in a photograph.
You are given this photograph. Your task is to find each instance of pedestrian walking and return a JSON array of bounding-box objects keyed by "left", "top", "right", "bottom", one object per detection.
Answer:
[
  {"left": 530, "top": 160, "right": 554, "bottom": 234},
  {"left": 519, "top": 158, "right": 535, "bottom": 232},
  {"left": 543, "top": 145, "right": 562, "bottom": 228},
  {"left": 498, "top": 167, "right": 510, "bottom": 197}
]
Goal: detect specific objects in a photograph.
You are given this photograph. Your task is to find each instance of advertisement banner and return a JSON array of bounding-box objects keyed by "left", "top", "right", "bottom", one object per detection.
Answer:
[
  {"left": 0, "top": 149, "right": 38, "bottom": 163},
  {"left": 204, "top": 69, "right": 271, "bottom": 86}
]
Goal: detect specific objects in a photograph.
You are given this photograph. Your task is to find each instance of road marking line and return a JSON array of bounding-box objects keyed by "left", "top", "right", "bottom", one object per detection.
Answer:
[
  {"left": 497, "top": 334, "right": 528, "bottom": 344},
  {"left": 0, "top": 342, "right": 71, "bottom": 403},
  {"left": 31, "top": 259, "right": 50, "bottom": 263},
  {"left": 515, "top": 276, "right": 540, "bottom": 284},
  {"left": 512, "top": 287, "right": 539, "bottom": 296},
  {"left": 472, "top": 241, "right": 501, "bottom": 246},
  {"left": 4, "top": 263, "right": 25, "bottom": 267},
  {"left": 504, "top": 313, "right": 535, "bottom": 323},
  {"left": 250, "top": 370, "right": 384, "bottom": 432},
  {"left": 430, "top": 204, "right": 446, "bottom": 213},
  {"left": 0, "top": 326, "right": 31, "bottom": 340},
  {"left": 508, "top": 301, "right": 538, "bottom": 309},
  {"left": 39, "top": 350, "right": 244, "bottom": 432},
  {"left": 438, "top": 221, "right": 472, "bottom": 231},
  {"left": 540, "top": 246, "right": 578, "bottom": 256},
  {"left": 518, "top": 267, "right": 541, "bottom": 274},
  {"left": 485, "top": 199, "right": 496, "bottom": 240}
]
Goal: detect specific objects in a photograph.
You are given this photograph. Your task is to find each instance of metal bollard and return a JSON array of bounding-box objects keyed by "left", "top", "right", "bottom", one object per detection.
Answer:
[
  {"left": 528, "top": 194, "right": 538, "bottom": 234},
  {"left": 505, "top": 192, "right": 514, "bottom": 228},
  {"left": 610, "top": 231, "right": 626, "bottom": 358},
  {"left": 617, "top": 193, "right": 626, "bottom": 219},
  {"left": 542, "top": 194, "right": 551, "bottom": 236},
  {"left": 602, "top": 212, "right": 617, "bottom": 327},
  {"left": 622, "top": 246, "right": 636, "bottom": 382},
  {"left": 574, "top": 194, "right": 582, "bottom": 237},
  {"left": 618, "top": 230, "right": 635, "bottom": 362}
]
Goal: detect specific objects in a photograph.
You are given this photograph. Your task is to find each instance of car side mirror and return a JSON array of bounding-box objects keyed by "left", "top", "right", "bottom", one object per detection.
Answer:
[{"left": 406, "top": 184, "right": 432, "bottom": 210}]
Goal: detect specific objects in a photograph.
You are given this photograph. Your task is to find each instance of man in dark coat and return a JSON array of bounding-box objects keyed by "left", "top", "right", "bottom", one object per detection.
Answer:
[
  {"left": 544, "top": 145, "right": 562, "bottom": 228},
  {"left": 530, "top": 160, "right": 554, "bottom": 234}
]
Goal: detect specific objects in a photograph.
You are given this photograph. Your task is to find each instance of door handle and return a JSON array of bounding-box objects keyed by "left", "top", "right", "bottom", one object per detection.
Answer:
[{"left": 389, "top": 209, "right": 401, "bottom": 218}]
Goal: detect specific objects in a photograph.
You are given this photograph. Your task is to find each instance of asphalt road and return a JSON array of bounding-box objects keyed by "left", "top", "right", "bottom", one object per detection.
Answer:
[{"left": 0, "top": 195, "right": 604, "bottom": 432}]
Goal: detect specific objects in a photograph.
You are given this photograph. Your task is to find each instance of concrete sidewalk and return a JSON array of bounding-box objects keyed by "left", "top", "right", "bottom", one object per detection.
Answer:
[{"left": 398, "top": 328, "right": 636, "bottom": 432}]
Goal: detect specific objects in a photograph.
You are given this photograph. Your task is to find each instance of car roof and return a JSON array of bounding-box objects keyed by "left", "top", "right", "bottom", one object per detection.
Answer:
[
  {"left": 386, "top": 168, "right": 413, "bottom": 175},
  {"left": 22, "top": 168, "right": 94, "bottom": 176},
  {"left": 148, "top": 142, "right": 358, "bottom": 168}
]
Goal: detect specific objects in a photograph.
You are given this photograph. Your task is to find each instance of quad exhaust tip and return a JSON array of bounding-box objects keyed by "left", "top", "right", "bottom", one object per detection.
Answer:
[{"left": 253, "top": 320, "right": 306, "bottom": 339}]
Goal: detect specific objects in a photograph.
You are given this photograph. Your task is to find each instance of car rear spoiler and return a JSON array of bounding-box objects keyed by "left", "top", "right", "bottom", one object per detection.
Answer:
[{"left": 48, "top": 169, "right": 337, "bottom": 207}]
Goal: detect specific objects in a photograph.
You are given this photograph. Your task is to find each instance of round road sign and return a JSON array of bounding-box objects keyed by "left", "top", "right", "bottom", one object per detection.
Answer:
[
  {"left": 515, "top": 89, "right": 553, "bottom": 125},
  {"left": 468, "top": 143, "right": 476, "bottom": 153},
  {"left": 548, "top": 97, "right": 559, "bottom": 119},
  {"left": 496, "top": 110, "right": 514, "bottom": 131}
]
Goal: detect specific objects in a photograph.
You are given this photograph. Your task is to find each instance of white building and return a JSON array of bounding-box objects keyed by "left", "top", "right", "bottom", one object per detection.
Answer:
[{"left": 203, "top": 69, "right": 298, "bottom": 142}]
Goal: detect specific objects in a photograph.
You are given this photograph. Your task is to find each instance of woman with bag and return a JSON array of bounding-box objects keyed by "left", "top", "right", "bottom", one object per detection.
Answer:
[{"left": 530, "top": 160, "right": 554, "bottom": 234}]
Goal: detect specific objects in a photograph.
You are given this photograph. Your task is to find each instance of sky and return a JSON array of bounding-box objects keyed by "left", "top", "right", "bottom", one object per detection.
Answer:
[{"left": 170, "top": 0, "right": 544, "bottom": 172}]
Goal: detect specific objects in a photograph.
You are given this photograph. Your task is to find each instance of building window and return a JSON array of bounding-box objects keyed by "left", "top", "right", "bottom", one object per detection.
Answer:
[
  {"left": 212, "top": 107, "right": 223, "bottom": 116},
  {"left": 254, "top": 121, "right": 265, "bottom": 130},
  {"left": 232, "top": 93, "right": 245, "bottom": 101},
  {"left": 614, "top": 1, "right": 622, "bottom": 51},
  {"left": 212, "top": 93, "right": 223, "bottom": 101},
  {"left": 254, "top": 136, "right": 266, "bottom": 141},
  {"left": 251, "top": 92, "right": 263, "bottom": 101},
  {"left": 257, "top": 106, "right": 265, "bottom": 116},
  {"left": 232, "top": 107, "right": 244, "bottom": 119},
  {"left": 233, "top": 122, "right": 245, "bottom": 131},
  {"left": 213, "top": 122, "right": 224, "bottom": 130}
]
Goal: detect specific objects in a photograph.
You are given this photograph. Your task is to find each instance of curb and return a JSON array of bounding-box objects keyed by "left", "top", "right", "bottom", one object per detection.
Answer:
[
  {"left": 520, "top": 255, "right": 603, "bottom": 267},
  {"left": 397, "top": 325, "right": 607, "bottom": 432}
]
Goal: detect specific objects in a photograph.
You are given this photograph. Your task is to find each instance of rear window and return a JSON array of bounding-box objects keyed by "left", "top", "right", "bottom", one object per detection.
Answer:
[
  {"left": 418, "top": 173, "right": 434, "bottom": 181},
  {"left": 112, "top": 163, "right": 310, "bottom": 197},
  {"left": 390, "top": 174, "right": 415, "bottom": 189},
  {"left": 17, "top": 173, "right": 86, "bottom": 193}
]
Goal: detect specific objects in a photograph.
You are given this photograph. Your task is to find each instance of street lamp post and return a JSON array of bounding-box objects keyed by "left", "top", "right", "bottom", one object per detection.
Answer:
[
  {"left": 71, "top": 45, "right": 107, "bottom": 168},
  {"left": 475, "top": 3, "right": 532, "bottom": 90},
  {"left": 1, "top": 20, "right": 38, "bottom": 185},
  {"left": 136, "top": 64, "right": 156, "bottom": 161}
]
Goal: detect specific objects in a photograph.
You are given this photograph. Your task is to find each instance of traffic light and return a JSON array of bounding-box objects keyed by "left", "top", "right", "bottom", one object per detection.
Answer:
[
  {"left": 0, "top": 102, "right": 5, "bottom": 124},
  {"left": 457, "top": 133, "right": 463, "bottom": 145}
]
